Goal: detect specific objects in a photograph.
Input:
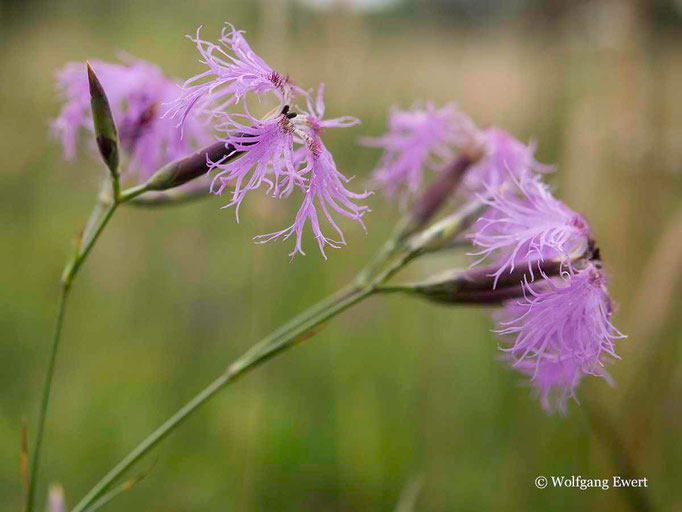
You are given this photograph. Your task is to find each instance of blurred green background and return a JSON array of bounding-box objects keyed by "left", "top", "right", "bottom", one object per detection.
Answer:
[{"left": 1, "top": 0, "right": 682, "bottom": 510}]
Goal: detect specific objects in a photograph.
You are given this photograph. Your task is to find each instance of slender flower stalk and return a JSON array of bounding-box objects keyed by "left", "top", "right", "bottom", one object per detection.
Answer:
[
  {"left": 69, "top": 153, "right": 483, "bottom": 512},
  {"left": 28, "top": 146, "right": 239, "bottom": 512}
]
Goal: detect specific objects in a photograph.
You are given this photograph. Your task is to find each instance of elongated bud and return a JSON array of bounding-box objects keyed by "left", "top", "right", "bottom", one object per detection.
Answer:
[
  {"left": 383, "top": 259, "right": 566, "bottom": 305},
  {"left": 398, "top": 141, "right": 486, "bottom": 241},
  {"left": 86, "top": 62, "right": 119, "bottom": 177},
  {"left": 144, "top": 141, "right": 239, "bottom": 192}
]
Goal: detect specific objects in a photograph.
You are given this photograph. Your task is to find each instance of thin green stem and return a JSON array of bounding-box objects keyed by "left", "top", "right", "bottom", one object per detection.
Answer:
[
  {"left": 70, "top": 192, "right": 441, "bottom": 512},
  {"left": 355, "top": 220, "right": 408, "bottom": 287},
  {"left": 25, "top": 284, "right": 69, "bottom": 512},
  {"left": 118, "top": 183, "right": 149, "bottom": 203},
  {"left": 71, "top": 284, "right": 374, "bottom": 512},
  {"left": 61, "top": 201, "right": 118, "bottom": 285},
  {"left": 26, "top": 181, "right": 149, "bottom": 512}
]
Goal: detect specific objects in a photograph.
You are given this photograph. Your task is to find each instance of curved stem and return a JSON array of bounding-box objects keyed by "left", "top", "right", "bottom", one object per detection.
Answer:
[
  {"left": 26, "top": 197, "right": 118, "bottom": 512},
  {"left": 61, "top": 201, "right": 118, "bottom": 284},
  {"left": 71, "top": 285, "right": 374, "bottom": 512},
  {"left": 26, "top": 181, "right": 149, "bottom": 512},
  {"left": 25, "top": 284, "right": 69, "bottom": 512},
  {"left": 70, "top": 176, "right": 479, "bottom": 511}
]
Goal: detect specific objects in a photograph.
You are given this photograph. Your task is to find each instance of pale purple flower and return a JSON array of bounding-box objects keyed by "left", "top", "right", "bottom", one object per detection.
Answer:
[
  {"left": 462, "top": 128, "right": 551, "bottom": 194},
  {"left": 254, "top": 136, "right": 371, "bottom": 259},
  {"left": 496, "top": 263, "right": 625, "bottom": 413},
  {"left": 209, "top": 109, "right": 299, "bottom": 219},
  {"left": 168, "top": 24, "right": 299, "bottom": 126},
  {"left": 469, "top": 174, "right": 591, "bottom": 288},
  {"left": 361, "top": 103, "right": 477, "bottom": 198},
  {"left": 53, "top": 57, "right": 210, "bottom": 183},
  {"left": 174, "top": 22, "right": 369, "bottom": 258}
]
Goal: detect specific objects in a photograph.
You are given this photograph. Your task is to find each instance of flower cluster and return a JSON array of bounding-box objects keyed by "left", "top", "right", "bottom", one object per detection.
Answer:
[
  {"left": 170, "top": 24, "right": 370, "bottom": 259},
  {"left": 366, "top": 104, "right": 624, "bottom": 413},
  {"left": 53, "top": 57, "right": 210, "bottom": 184}
]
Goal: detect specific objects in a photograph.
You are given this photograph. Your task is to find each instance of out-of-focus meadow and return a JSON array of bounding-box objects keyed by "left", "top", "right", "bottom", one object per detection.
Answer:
[{"left": 1, "top": 0, "right": 681, "bottom": 510}]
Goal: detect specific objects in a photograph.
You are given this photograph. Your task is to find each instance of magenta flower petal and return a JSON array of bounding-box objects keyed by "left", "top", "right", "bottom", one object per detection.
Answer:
[
  {"left": 495, "top": 263, "right": 625, "bottom": 413},
  {"left": 167, "top": 24, "right": 299, "bottom": 127},
  {"left": 254, "top": 137, "right": 371, "bottom": 260},
  {"left": 462, "top": 128, "right": 551, "bottom": 194},
  {"left": 361, "top": 103, "right": 477, "bottom": 198},
  {"left": 469, "top": 174, "right": 591, "bottom": 287},
  {"left": 301, "top": 84, "right": 360, "bottom": 135},
  {"left": 209, "top": 111, "right": 299, "bottom": 219}
]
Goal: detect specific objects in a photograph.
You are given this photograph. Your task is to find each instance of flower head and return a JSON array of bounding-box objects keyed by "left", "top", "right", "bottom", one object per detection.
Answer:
[
  {"left": 53, "top": 57, "right": 210, "bottom": 183},
  {"left": 469, "top": 174, "right": 591, "bottom": 288},
  {"left": 168, "top": 24, "right": 300, "bottom": 126},
  {"left": 495, "top": 263, "right": 624, "bottom": 413},
  {"left": 180, "top": 22, "right": 371, "bottom": 259},
  {"left": 361, "top": 103, "right": 477, "bottom": 198}
]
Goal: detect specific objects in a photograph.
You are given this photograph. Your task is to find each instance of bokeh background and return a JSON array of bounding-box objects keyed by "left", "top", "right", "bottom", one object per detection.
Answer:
[{"left": 1, "top": 0, "right": 681, "bottom": 510}]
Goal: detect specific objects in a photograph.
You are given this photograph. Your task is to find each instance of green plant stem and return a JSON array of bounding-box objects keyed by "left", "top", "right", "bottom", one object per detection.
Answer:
[
  {"left": 25, "top": 284, "right": 69, "bottom": 512},
  {"left": 26, "top": 182, "right": 148, "bottom": 512},
  {"left": 71, "top": 284, "right": 375, "bottom": 512},
  {"left": 71, "top": 192, "right": 475, "bottom": 512}
]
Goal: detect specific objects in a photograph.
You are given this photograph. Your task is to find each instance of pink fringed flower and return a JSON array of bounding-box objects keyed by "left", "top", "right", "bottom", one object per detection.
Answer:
[
  {"left": 496, "top": 263, "right": 625, "bottom": 413},
  {"left": 361, "top": 103, "right": 477, "bottom": 198},
  {"left": 53, "top": 57, "right": 210, "bottom": 183},
  {"left": 250, "top": 86, "right": 369, "bottom": 258},
  {"left": 170, "top": 23, "right": 369, "bottom": 258},
  {"left": 462, "top": 128, "right": 551, "bottom": 193},
  {"left": 209, "top": 109, "right": 300, "bottom": 219},
  {"left": 469, "top": 174, "right": 591, "bottom": 288},
  {"left": 363, "top": 105, "right": 551, "bottom": 201},
  {"left": 168, "top": 24, "right": 300, "bottom": 126}
]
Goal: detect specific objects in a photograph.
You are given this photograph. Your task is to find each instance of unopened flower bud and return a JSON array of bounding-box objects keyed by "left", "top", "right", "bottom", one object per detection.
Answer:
[
  {"left": 400, "top": 141, "right": 486, "bottom": 240},
  {"left": 86, "top": 62, "right": 119, "bottom": 177},
  {"left": 144, "top": 141, "right": 239, "bottom": 192},
  {"left": 385, "top": 259, "right": 565, "bottom": 305}
]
